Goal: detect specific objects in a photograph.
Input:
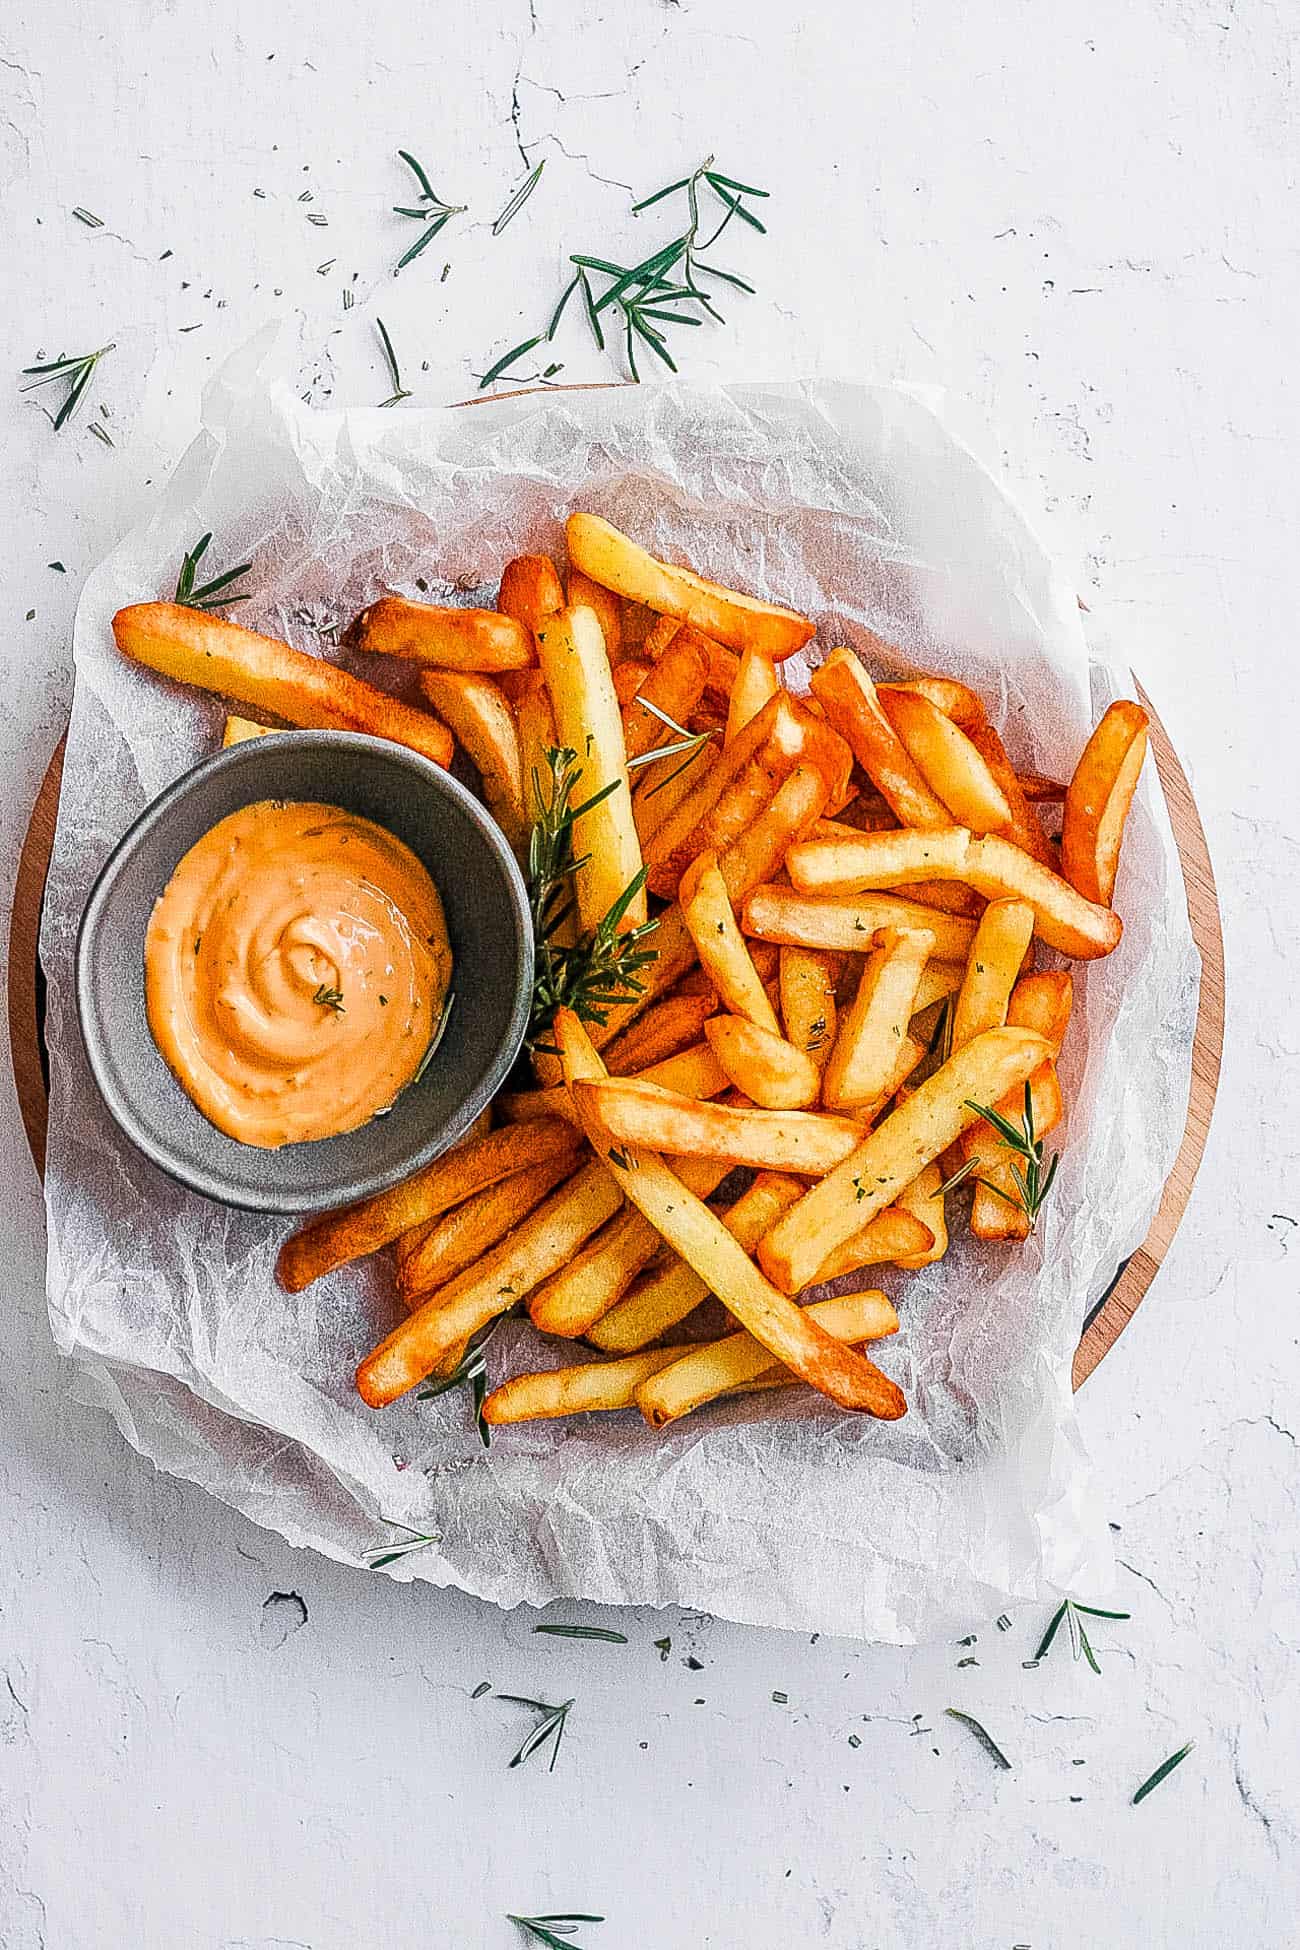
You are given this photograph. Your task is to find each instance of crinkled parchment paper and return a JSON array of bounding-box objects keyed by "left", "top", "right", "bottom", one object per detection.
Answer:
[{"left": 39, "top": 342, "right": 1199, "bottom": 1641}]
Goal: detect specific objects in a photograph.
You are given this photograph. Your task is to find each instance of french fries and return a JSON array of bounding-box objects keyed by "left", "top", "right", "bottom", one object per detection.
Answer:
[
  {"left": 398, "top": 1151, "right": 580, "bottom": 1304},
  {"left": 809, "top": 649, "right": 951, "bottom": 828},
  {"left": 347, "top": 596, "right": 533, "bottom": 672},
  {"left": 806, "top": 1204, "right": 934, "bottom": 1285},
  {"left": 787, "top": 825, "right": 970, "bottom": 895},
  {"left": 113, "top": 604, "right": 455, "bottom": 770},
  {"left": 416, "top": 670, "right": 527, "bottom": 852},
  {"left": 277, "top": 1117, "right": 580, "bottom": 1291},
  {"left": 535, "top": 604, "right": 646, "bottom": 933},
  {"left": 703, "top": 1015, "right": 820, "bottom": 1109},
  {"left": 1061, "top": 700, "right": 1149, "bottom": 905},
  {"left": 966, "top": 968, "right": 1074, "bottom": 1239},
  {"left": 743, "top": 885, "right": 977, "bottom": 962},
  {"left": 889, "top": 1161, "right": 948, "bottom": 1269},
  {"left": 603, "top": 988, "right": 718, "bottom": 1074},
  {"left": 631, "top": 739, "right": 716, "bottom": 850},
  {"left": 498, "top": 555, "right": 565, "bottom": 636},
  {"left": 482, "top": 1347, "right": 683, "bottom": 1424},
  {"left": 779, "top": 945, "right": 840, "bottom": 1071},
  {"left": 566, "top": 512, "right": 815, "bottom": 661},
  {"left": 680, "top": 851, "right": 781, "bottom": 1034},
  {"left": 726, "top": 648, "right": 780, "bottom": 744},
  {"left": 964, "top": 718, "right": 1055, "bottom": 866},
  {"left": 878, "top": 674, "right": 984, "bottom": 730},
  {"left": 962, "top": 836, "right": 1122, "bottom": 959},
  {"left": 822, "top": 927, "right": 935, "bottom": 1113},
  {"left": 565, "top": 568, "right": 623, "bottom": 659},
  {"left": 1019, "top": 770, "right": 1067, "bottom": 802},
  {"left": 620, "top": 628, "right": 711, "bottom": 760},
  {"left": 758, "top": 1026, "right": 1050, "bottom": 1292},
  {"left": 577, "top": 1077, "right": 865, "bottom": 1175},
  {"left": 950, "top": 899, "right": 1035, "bottom": 1050},
  {"left": 876, "top": 688, "right": 1011, "bottom": 832}
]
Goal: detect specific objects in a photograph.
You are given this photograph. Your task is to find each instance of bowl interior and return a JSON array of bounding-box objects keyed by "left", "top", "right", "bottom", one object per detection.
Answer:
[{"left": 76, "top": 732, "right": 533, "bottom": 1212}]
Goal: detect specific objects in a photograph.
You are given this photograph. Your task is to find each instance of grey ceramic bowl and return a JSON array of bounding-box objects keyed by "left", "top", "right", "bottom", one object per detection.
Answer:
[{"left": 76, "top": 731, "right": 533, "bottom": 1213}]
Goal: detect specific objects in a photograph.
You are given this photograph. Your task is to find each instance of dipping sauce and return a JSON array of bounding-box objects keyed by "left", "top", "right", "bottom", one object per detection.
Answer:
[{"left": 144, "top": 801, "right": 451, "bottom": 1148}]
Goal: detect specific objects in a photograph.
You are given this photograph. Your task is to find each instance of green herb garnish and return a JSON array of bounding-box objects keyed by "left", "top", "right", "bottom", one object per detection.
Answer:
[
  {"left": 508, "top": 1914, "right": 603, "bottom": 1949},
  {"left": 375, "top": 316, "right": 412, "bottom": 407},
  {"left": 1033, "top": 1597, "right": 1131, "bottom": 1674},
  {"left": 21, "top": 342, "right": 115, "bottom": 430},
  {"left": 312, "top": 984, "right": 345, "bottom": 1013},
  {"left": 393, "top": 149, "right": 466, "bottom": 270},
  {"left": 964, "top": 1081, "right": 1061, "bottom": 1231},
  {"left": 493, "top": 159, "right": 546, "bottom": 236},
  {"left": 416, "top": 1307, "right": 505, "bottom": 1447},
  {"left": 497, "top": 1694, "right": 575, "bottom": 1772},
  {"left": 533, "top": 1623, "right": 627, "bottom": 1643},
  {"left": 944, "top": 1707, "right": 1012, "bottom": 1771},
  {"left": 363, "top": 1523, "right": 441, "bottom": 1569},
  {"left": 1132, "top": 1740, "right": 1194, "bottom": 1805},
  {"left": 174, "top": 532, "right": 254, "bottom": 610}
]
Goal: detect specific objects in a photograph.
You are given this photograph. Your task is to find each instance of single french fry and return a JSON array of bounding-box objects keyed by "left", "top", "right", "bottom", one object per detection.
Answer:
[
  {"left": 482, "top": 1346, "right": 683, "bottom": 1424},
  {"left": 680, "top": 851, "right": 781, "bottom": 1035},
  {"left": 787, "top": 826, "right": 970, "bottom": 895},
  {"left": 1008, "top": 969, "right": 1074, "bottom": 1052},
  {"left": 878, "top": 674, "right": 985, "bottom": 730},
  {"left": 704, "top": 1016, "right": 820, "bottom": 1110},
  {"left": 964, "top": 719, "right": 1055, "bottom": 866},
  {"left": 643, "top": 692, "right": 788, "bottom": 887},
  {"left": 1061, "top": 700, "right": 1150, "bottom": 905},
  {"left": 963, "top": 836, "right": 1123, "bottom": 959},
  {"left": 277, "top": 1117, "right": 578, "bottom": 1291},
  {"left": 779, "top": 945, "right": 840, "bottom": 1073},
  {"left": 394, "top": 1105, "right": 494, "bottom": 1270},
  {"left": 887, "top": 879, "right": 984, "bottom": 918},
  {"left": 743, "top": 885, "right": 977, "bottom": 963},
  {"left": 874, "top": 688, "right": 1010, "bottom": 831},
  {"left": 346, "top": 597, "right": 532, "bottom": 672},
  {"left": 950, "top": 899, "right": 1036, "bottom": 1050},
  {"left": 535, "top": 603, "right": 645, "bottom": 933},
  {"left": 604, "top": 989, "right": 718, "bottom": 1075},
  {"left": 416, "top": 670, "right": 527, "bottom": 852},
  {"left": 821, "top": 928, "right": 935, "bottom": 1114},
  {"left": 398, "top": 1151, "right": 580, "bottom": 1304},
  {"left": 1019, "top": 770, "right": 1067, "bottom": 803},
  {"left": 356, "top": 1159, "right": 624, "bottom": 1406},
  {"left": 222, "top": 713, "right": 270, "bottom": 746},
  {"left": 700, "top": 640, "right": 742, "bottom": 703},
  {"left": 969, "top": 1063, "right": 1066, "bottom": 1240},
  {"left": 498, "top": 555, "right": 564, "bottom": 636},
  {"left": 113, "top": 604, "right": 454, "bottom": 769},
  {"left": 726, "top": 648, "right": 780, "bottom": 745},
  {"left": 636, "top": 1289, "right": 900, "bottom": 1428},
  {"left": 515, "top": 669, "right": 557, "bottom": 834},
  {"left": 893, "top": 1160, "right": 949, "bottom": 1268},
  {"left": 758, "top": 1026, "right": 1051, "bottom": 1292},
  {"left": 620, "top": 627, "right": 711, "bottom": 760},
  {"left": 648, "top": 756, "right": 776, "bottom": 898},
  {"left": 575, "top": 1078, "right": 864, "bottom": 1175},
  {"left": 810, "top": 649, "right": 952, "bottom": 828},
  {"left": 555, "top": 1010, "right": 906, "bottom": 1418},
  {"left": 566, "top": 512, "right": 815, "bottom": 661},
  {"left": 632, "top": 738, "right": 716, "bottom": 851},
  {"left": 804, "top": 1203, "right": 934, "bottom": 1285},
  {"left": 505, "top": 1038, "right": 729, "bottom": 1128},
  {"left": 565, "top": 568, "right": 622, "bottom": 659}
]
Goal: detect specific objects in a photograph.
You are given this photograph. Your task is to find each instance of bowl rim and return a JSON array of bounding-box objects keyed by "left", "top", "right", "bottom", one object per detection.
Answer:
[{"left": 75, "top": 728, "right": 534, "bottom": 1213}]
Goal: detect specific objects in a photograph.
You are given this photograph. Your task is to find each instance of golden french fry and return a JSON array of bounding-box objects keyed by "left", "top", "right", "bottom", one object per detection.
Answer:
[
  {"left": 962, "top": 836, "right": 1122, "bottom": 959},
  {"left": 878, "top": 674, "right": 985, "bottom": 730},
  {"left": 680, "top": 850, "right": 781, "bottom": 1035},
  {"left": 113, "top": 603, "right": 454, "bottom": 769},
  {"left": 969, "top": 1062, "right": 1065, "bottom": 1240},
  {"left": 276, "top": 1117, "right": 579, "bottom": 1291},
  {"left": 394, "top": 1105, "right": 494, "bottom": 1269},
  {"left": 643, "top": 692, "right": 788, "bottom": 890},
  {"left": 636, "top": 1289, "right": 900, "bottom": 1428},
  {"left": 221, "top": 713, "right": 270, "bottom": 746},
  {"left": 726, "top": 647, "right": 780, "bottom": 745},
  {"left": 887, "top": 880, "right": 984, "bottom": 918},
  {"left": 1008, "top": 969, "right": 1074, "bottom": 1051},
  {"left": 779, "top": 945, "right": 840, "bottom": 1072},
  {"left": 565, "top": 568, "right": 623, "bottom": 661},
  {"left": 877, "top": 689, "right": 1010, "bottom": 831},
  {"left": 703, "top": 1016, "right": 820, "bottom": 1110},
  {"left": 416, "top": 669, "right": 527, "bottom": 852},
  {"left": 555, "top": 1010, "right": 906, "bottom": 1418},
  {"left": 604, "top": 988, "right": 718, "bottom": 1075},
  {"left": 498, "top": 555, "right": 564, "bottom": 636},
  {"left": 810, "top": 648, "right": 952, "bottom": 828},
  {"left": 893, "top": 1160, "right": 949, "bottom": 1268},
  {"left": 621, "top": 628, "right": 711, "bottom": 760},
  {"left": 1061, "top": 700, "right": 1150, "bottom": 905},
  {"left": 647, "top": 756, "right": 776, "bottom": 899},
  {"left": 506, "top": 1038, "right": 729, "bottom": 1128},
  {"left": 566, "top": 512, "right": 815, "bottom": 661},
  {"left": 482, "top": 1346, "right": 683, "bottom": 1424},
  {"left": 758, "top": 1026, "right": 1051, "bottom": 1292},
  {"left": 964, "top": 719, "right": 1055, "bottom": 866},
  {"left": 787, "top": 826, "right": 971, "bottom": 895},
  {"left": 356, "top": 1159, "right": 625, "bottom": 1406},
  {"left": 804, "top": 1203, "right": 934, "bottom": 1285},
  {"left": 743, "top": 885, "right": 977, "bottom": 963},
  {"left": 398, "top": 1151, "right": 580, "bottom": 1304},
  {"left": 515, "top": 671, "right": 557, "bottom": 853},
  {"left": 822, "top": 926, "right": 935, "bottom": 1114},
  {"left": 950, "top": 899, "right": 1036, "bottom": 1050},
  {"left": 535, "top": 603, "right": 645, "bottom": 933},
  {"left": 632, "top": 738, "right": 716, "bottom": 850},
  {"left": 347, "top": 596, "right": 533, "bottom": 672},
  {"left": 574, "top": 1077, "right": 864, "bottom": 1175}
]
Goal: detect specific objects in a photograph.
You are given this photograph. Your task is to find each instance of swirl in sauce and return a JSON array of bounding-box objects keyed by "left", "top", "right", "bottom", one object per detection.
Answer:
[{"left": 144, "top": 801, "right": 451, "bottom": 1148}]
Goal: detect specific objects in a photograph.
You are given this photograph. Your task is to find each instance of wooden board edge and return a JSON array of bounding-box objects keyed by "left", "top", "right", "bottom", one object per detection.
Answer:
[{"left": 7, "top": 735, "right": 65, "bottom": 1177}]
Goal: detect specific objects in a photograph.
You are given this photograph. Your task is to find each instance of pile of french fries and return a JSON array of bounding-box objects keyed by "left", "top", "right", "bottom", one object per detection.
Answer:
[{"left": 112, "top": 508, "right": 1152, "bottom": 1435}]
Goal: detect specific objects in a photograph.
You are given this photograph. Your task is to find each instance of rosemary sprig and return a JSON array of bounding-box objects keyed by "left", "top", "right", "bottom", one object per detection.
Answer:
[
  {"left": 508, "top": 1915, "right": 603, "bottom": 1950},
  {"left": 173, "top": 532, "right": 254, "bottom": 610},
  {"left": 417, "top": 1306, "right": 507, "bottom": 1447},
  {"left": 493, "top": 159, "right": 546, "bottom": 236},
  {"left": 363, "top": 1523, "right": 441, "bottom": 1570},
  {"left": 964, "top": 1081, "right": 1061, "bottom": 1231},
  {"left": 533, "top": 1623, "right": 627, "bottom": 1643},
  {"left": 375, "top": 316, "right": 411, "bottom": 407},
  {"left": 625, "top": 695, "right": 718, "bottom": 779},
  {"left": 498, "top": 1694, "right": 575, "bottom": 1772},
  {"left": 1032, "top": 1597, "right": 1131, "bottom": 1674},
  {"left": 312, "top": 984, "right": 346, "bottom": 1013},
  {"left": 393, "top": 149, "right": 466, "bottom": 270},
  {"left": 1132, "top": 1740, "right": 1194, "bottom": 1805},
  {"left": 527, "top": 748, "right": 659, "bottom": 1048},
  {"left": 944, "top": 1707, "right": 1013, "bottom": 1771},
  {"left": 21, "top": 342, "right": 115, "bottom": 431}
]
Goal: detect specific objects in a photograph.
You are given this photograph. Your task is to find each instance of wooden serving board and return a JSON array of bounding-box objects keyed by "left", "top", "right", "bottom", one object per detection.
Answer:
[{"left": 7, "top": 682, "right": 1223, "bottom": 1390}]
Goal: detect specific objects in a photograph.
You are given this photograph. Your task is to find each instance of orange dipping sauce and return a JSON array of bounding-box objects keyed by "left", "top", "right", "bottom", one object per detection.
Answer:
[{"left": 144, "top": 801, "right": 451, "bottom": 1148}]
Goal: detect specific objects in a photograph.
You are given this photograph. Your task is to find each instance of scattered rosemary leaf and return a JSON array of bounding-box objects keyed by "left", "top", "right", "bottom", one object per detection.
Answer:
[
  {"left": 509, "top": 1914, "right": 603, "bottom": 1950},
  {"left": 174, "top": 532, "right": 254, "bottom": 610},
  {"left": 393, "top": 148, "right": 466, "bottom": 271},
  {"left": 471, "top": 1680, "right": 492, "bottom": 1699},
  {"left": 944, "top": 1707, "right": 1012, "bottom": 1770},
  {"left": 363, "top": 1524, "right": 441, "bottom": 1569},
  {"left": 375, "top": 315, "right": 411, "bottom": 406},
  {"left": 653, "top": 1637, "right": 672, "bottom": 1661},
  {"left": 493, "top": 159, "right": 546, "bottom": 236},
  {"left": 965, "top": 1081, "right": 1061, "bottom": 1230},
  {"left": 48, "top": 561, "right": 66, "bottom": 572},
  {"left": 498, "top": 1695, "right": 575, "bottom": 1772},
  {"left": 88, "top": 421, "right": 114, "bottom": 446},
  {"left": 1132, "top": 1740, "right": 1194, "bottom": 1805},
  {"left": 21, "top": 342, "right": 115, "bottom": 431},
  {"left": 533, "top": 1624, "right": 628, "bottom": 1643},
  {"left": 312, "top": 984, "right": 345, "bottom": 1013},
  {"left": 72, "top": 207, "right": 103, "bottom": 228},
  {"left": 996, "top": 1614, "right": 1012, "bottom": 1632}
]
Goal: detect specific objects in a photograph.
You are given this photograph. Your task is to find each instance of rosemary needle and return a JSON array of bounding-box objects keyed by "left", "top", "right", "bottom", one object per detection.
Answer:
[
  {"left": 509, "top": 1915, "right": 604, "bottom": 1950},
  {"left": 363, "top": 1524, "right": 441, "bottom": 1569},
  {"left": 21, "top": 343, "right": 115, "bottom": 431},
  {"left": 493, "top": 159, "right": 545, "bottom": 236},
  {"left": 173, "top": 533, "right": 254, "bottom": 610},
  {"left": 393, "top": 148, "right": 466, "bottom": 271},
  {"left": 944, "top": 1707, "right": 1013, "bottom": 1771},
  {"left": 1132, "top": 1740, "right": 1194, "bottom": 1805},
  {"left": 533, "top": 1624, "right": 628, "bottom": 1643},
  {"left": 375, "top": 316, "right": 411, "bottom": 406}
]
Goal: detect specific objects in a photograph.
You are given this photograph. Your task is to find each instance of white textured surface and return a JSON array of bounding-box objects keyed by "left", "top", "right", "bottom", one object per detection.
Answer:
[{"left": 0, "top": 2, "right": 1295, "bottom": 1944}]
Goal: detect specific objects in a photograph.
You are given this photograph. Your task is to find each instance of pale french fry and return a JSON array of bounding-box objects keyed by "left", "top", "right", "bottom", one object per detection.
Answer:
[
  {"left": 809, "top": 648, "right": 951, "bottom": 828},
  {"left": 276, "top": 1117, "right": 578, "bottom": 1291},
  {"left": 878, "top": 674, "right": 985, "bottom": 730},
  {"left": 962, "top": 836, "right": 1123, "bottom": 959},
  {"left": 757, "top": 1026, "right": 1051, "bottom": 1292},
  {"left": 679, "top": 851, "right": 781, "bottom": 1035},
  {"left": 564, "top": 568, "right": 622, "bottom": 658},
  {"left": 1019, "top": 770, "right": 1067, "bottom": 802},
  {"left": 779, "top": 945, "right": 840, "bottom": 1072},
  {"left": 822, "top": 926, "right": 935, "bottom": 1114},
  {"left": 482, "top": 1346, "right": 683, "bottom": 1424},
  {"left": 398, "top": 1151, "right": 581, "bottom": 1304},
  {"left": 535, "top": 603, "right": 645, "bottom": 933},
  {"left": 787, "top": 825, "right": 970, "bottom": 894},
  {"left": 704, "top": 1016, "right": 820, "bottom": 1110},
  {"left": 743, "top": 885, "right": 977, "bottom": 962},
  {"left": 1061, "top": 700, "right": 1150, "bottom": 905},
  {"left": 574, "top": 1078, "right": 864, "bottom": 1175},
  {"left": 356, "top": 1159, "right": 624, "bottom": 1406},
  {"left": 588, "top": 1172, "right": 804, "bottom": 1353},
  {"left": 950, "top": 899, "right": 1036, "bottom": 1050},
  {"left": 347, "top": 597, "right": 532, "bottom": 672},
  {"left": 113, "top": 604, "right": 454, "bottom": 769},
  {"left": 632, "top": 739, "right": 716, "bottom": 850},
  {"left": 222, "top": 713, "right": 270, "bottom": 746},
  {"left": 604, "top": 989, "right": 718, "bottom": 1075},
  {"left": 893, "top": 1160, "right": 949, "bottom": 1268},
  {"left": 969, "top": 1064, "right": 1066, "bottom": 1240},
  {"left": 964, "top": 719, "right": 1055, "bottom": 866},
  {"left": 555, "top": 1010, "right": 906, "bottom": 1417},
  {"left": 566, "top": 512, "right": 815, "bottom": 661},
  {"left": 636, "top": 1289, "right": 900, "bottom": 1427},
  {"left": 620, "top": 628, "right": 711, "bottom": 760},
  {"left": 416, "top": 669, "right": 527, "bottom": 852},
  {"left": 498, "top": 554, "right": 564, "bottom": 636},
  {"left": 804, "top": 1203, "right": 934, "bottom": 1285},
  {"left": 875, "top": 688, "right": 1010, "bottom": 831},
  {"left": 726, "top": 647, "right": 779, "bottom": 745}
]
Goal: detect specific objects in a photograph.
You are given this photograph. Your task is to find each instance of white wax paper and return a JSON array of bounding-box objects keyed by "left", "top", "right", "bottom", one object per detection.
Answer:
[{"left": 39, "top": 342, "right": 1199, "bottom": 1641}]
